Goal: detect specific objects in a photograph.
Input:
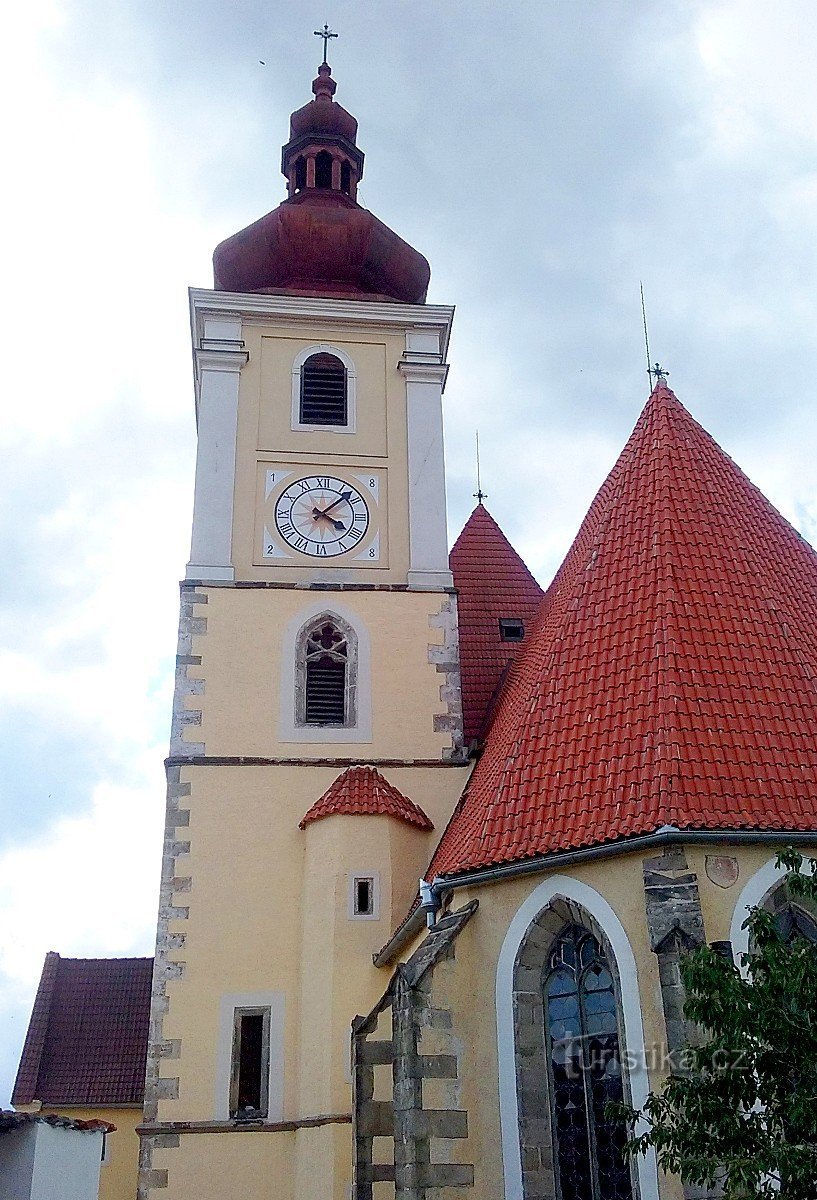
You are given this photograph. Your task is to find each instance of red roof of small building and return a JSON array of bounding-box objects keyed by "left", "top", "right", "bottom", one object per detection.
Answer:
[
  {"left": 450, "top": 505, "right": 544, "bottom": 744},
  {"left": 13, "top": 954, "right": 153, "bottom": 1107},
  {"left": 430, "top": 384, "right": 817, "bottom": 878},
  {"left": 300, "top": 766, "right": 434, "bottom": 830}
]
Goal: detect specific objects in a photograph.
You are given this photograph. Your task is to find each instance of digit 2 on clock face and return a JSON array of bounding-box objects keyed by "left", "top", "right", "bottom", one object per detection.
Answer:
[{"left": 274, "top": 476, "right": 370, "bottom": 557}]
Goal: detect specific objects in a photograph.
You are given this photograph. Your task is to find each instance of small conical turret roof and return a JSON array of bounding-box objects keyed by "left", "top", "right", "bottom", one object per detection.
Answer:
[
  {"left": 431, "top": 384, "right": 817, "bottom": 878},
  {"left": 450, "top": 504, "right": 543, "bottom": 744}
]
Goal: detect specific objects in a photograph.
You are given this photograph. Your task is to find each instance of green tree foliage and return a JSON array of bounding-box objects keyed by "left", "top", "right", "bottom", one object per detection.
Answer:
[{"left": 615, "top": 850, "right": 817, "bottom": 1198}]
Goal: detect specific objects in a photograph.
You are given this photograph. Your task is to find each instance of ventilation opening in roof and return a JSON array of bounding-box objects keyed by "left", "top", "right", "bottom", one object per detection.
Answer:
[
  {"left": 300, "top": 352, "right": 348, "bottom": 426},
  {"left": 499, "top": 618, "right": 525, "bottom": 642}
]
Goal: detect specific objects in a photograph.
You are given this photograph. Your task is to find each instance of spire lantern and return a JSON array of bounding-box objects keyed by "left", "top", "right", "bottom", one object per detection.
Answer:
[
  {"left": 282, "top": 62, "right": 363, "bottom": 200},
  {"left": 212, "top": 61, "right": 430, "bottom": 304}
]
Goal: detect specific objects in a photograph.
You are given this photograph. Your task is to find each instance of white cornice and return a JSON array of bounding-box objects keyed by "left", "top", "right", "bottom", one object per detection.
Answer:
[
  {"left": 398, "top": 360, "right": 450, "bottom": 387},
  {"left": 188, "top": 287, "right": 455, "bottom": 359}
]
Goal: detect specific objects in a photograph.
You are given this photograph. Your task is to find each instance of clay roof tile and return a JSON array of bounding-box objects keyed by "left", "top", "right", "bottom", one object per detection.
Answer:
[
  {"left": 430, "top": 384, "right": 817, "bottom": 877},
  {"left": 300, "top": 765, "right": 433, "bottom": 830}
]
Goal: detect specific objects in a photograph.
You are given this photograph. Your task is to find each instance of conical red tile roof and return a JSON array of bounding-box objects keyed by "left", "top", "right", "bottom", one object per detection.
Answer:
[
  {"left": 300, "top": 766, "right": 433, "bottom": 830},
  {"left": 430, "top": 384, "right": 817, "bottom": 878},
  {"left": 450, "top": 505, "right": 543, "bottom": 744}
]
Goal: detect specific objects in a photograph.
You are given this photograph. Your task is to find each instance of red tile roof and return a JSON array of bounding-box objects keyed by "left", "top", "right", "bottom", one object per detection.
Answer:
[
  {"left": 450, "top": 504, "right": 543, "bottom": 744},
  {"left": 13, "top": 954, "right": 153, "bottom": 1107},
  {"left": 300, "top": 765, "right": 434, "bottom": 830},
  {"left": 430, "top": 384, "right": 817, "bottom": 878}
]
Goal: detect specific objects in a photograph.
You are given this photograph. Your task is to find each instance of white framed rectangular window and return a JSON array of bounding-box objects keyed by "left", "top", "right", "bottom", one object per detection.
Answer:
[
  {"left": 348, "top": 871, "right": 380, "bottom": 921},
  {"left": 215, "top": 992, "right": 284, "bottom": 1123}
]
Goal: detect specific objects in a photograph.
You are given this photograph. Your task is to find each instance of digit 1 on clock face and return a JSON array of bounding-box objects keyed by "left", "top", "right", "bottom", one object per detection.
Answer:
[{"left": 274, "top": 475, "right": 371, "bottom": 558}]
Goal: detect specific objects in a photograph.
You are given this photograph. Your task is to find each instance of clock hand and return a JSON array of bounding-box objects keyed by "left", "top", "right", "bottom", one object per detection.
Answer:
[
  {"left": 311, "top": 506, "right": 346, "bottom": 531},
  {"left": 321, "top": 491, "right": 352, "bottom": 517}
]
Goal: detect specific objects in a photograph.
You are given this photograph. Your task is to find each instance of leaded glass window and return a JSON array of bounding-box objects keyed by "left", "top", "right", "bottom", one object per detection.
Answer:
[{"left": 544, "top": 925, "right": 633, "bottom": 1200}]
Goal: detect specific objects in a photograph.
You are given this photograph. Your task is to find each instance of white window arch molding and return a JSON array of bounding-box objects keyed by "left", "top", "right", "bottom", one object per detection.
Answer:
[
  {"left": 495, "top": 874, "right": 660, "bottom": 1200},
  {"left": 291, "top": 342, "right": 357, "bottom": 434},
  {"left": 279, "top": 599, "right": 372, "bottom": 744},
  {"left": 729, "top": 853, "right": 817, "bottom": 968}
]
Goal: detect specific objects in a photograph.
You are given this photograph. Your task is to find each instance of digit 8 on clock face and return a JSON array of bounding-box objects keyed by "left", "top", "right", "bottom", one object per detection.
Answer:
[{"left": 274, "top": 475, "right": 370, "bottom": 558}]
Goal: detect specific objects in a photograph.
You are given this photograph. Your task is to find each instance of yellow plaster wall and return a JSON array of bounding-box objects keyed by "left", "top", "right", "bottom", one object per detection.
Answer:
[
  {"left": 231, "top": 321, "right": 412, "bottom": 583},
  {"left": 153, "top": 1128, "right": 295, "bottom": 1200},
  {"left": 38, "top": 1106, "right": 140, "bottom": 1200},
  {"left": 185, "top": 586, "right": 457, "bottom": 761},
  {"left": 689, "top": 843, "right": 817, "bottom": 942},
  {"left": 389, "top": 842, "right": 817, "bottom": 1199},
  {"left": 158, "top": 763, "right": 467, "bottom": 1126}
]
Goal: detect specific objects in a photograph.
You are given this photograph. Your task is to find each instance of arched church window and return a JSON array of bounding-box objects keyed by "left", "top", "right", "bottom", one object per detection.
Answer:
[
  {"left": 545, "top": 925, "right": 633, "bottom": 1200},
  {"left": 294, "top": 156, "right": 307, "bottom": 192},
  {"left": 767, "top": 882, "right": 817, "bottom": 945},
  {"left": 315, "top": 149, "right": 333, "bottom": 189},
  {"left": 340, "top": 159, "right": 351, "bottom": 195},
  {"left": 296, "top": 616, "right": 357, "bottom": 727},
  {"left": 300, "top": 352, "right": 348, "bottom": 426}
]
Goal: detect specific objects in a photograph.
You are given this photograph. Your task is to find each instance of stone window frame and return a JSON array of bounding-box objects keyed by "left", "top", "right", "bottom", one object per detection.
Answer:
[
  {"left": 291, "top": 342, "right": 357, "bottom": 435},
  {"left": 214, "top": 991, "right": 285, "bottom": 1122},
  {"left": 347, "top": 870, "right": 380, "bottom": 921},
  {"left": 295, "top": 611, "right": 358, "bottom": 730},
  {"left": 511, "top": 896, "right": 640, "bottom": 1200},
  {"left": 279, "top": 599, "right": 373, "bottom": 745},
  {"left": 229, "top": 1005, "right": 271, "bottom": 1120}
]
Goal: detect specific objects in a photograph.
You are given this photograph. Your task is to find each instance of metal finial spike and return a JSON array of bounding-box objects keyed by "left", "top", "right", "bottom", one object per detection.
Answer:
[
  {"left": 474, "top": 431, "right": 487, "bottom": 503},
  {"left": 314, "top": 23, "right": 339, "bottom": 64},
  {"left": 640, "top": 282, "right": 652, "bottom": 384},
  {"left": 650, "top": 362, "right": 670, "bottom": 382}
]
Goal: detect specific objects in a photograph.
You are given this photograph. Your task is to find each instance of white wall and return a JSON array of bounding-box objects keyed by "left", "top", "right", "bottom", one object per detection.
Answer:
[{"left": 0, "top": 1122, "right": 105, "bottom": 1200}]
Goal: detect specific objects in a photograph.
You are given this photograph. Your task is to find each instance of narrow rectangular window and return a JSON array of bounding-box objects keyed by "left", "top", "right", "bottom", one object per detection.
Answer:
[
  {"left": 354, "top": 877, "right": 374, "bottom": 916},
  {"left": 349, "top": 872, "right": 378, "bottom": 920},
  {"left": 230, "top": 1007, "right": 270, "bottom": 1120}
]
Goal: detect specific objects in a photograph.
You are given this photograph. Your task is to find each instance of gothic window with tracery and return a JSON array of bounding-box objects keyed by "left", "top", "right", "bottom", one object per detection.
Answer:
[
  {"left": 297, "top": 617, "right": 356, "bottom": 727},
  {"left": 544, "top": 925, "right": 633, "bottom": 1200}
]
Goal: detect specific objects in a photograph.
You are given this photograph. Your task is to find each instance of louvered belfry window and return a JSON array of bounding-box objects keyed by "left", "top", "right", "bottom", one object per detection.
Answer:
[
  {"left": 300, "top": 352, "right": 348, "bottom": 426},
  {"left": 304, "top": 622, "right": 348, "bottom": 725}
]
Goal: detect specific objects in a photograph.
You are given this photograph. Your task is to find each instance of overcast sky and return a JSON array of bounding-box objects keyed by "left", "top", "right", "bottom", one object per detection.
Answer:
[{"left": 2, "top": 0, "right": 816, "bottom": 1102}]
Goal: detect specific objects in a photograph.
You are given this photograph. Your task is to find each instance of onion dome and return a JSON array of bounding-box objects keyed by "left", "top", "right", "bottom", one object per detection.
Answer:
[{"left": 212, "top": 63, "right": 430, "bottom": 304}]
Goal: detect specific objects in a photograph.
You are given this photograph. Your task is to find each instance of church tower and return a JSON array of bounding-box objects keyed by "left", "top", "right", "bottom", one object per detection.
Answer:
[{"left": 138, "top": 56, "right": 470, "bottom": 1200}]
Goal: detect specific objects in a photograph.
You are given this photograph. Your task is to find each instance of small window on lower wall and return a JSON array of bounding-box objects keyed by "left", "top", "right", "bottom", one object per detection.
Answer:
[
  {"left": 348, "top": 872, "right": 379, "bottom": 921},
  {"left": 230, "top": 1007, "right": 270, "bottom": 1120}
]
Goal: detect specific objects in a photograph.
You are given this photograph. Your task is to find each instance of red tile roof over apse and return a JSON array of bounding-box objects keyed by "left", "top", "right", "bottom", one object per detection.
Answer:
[
  {"left": 450, "top": 505, "right": 543, "bottom": 745},
  {"left": 431, "top": 384, "right": 817, "bottom": 878},
  {"left": 13, "top": 954, "right": 153, "bottom": 1107},
  {"left": 300, "top": 765, "right": 434, "bottom": 830}
]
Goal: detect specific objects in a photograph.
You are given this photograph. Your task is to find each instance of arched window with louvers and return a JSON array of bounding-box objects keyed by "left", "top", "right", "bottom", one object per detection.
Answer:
[
  {"left": 295, "top": 614, "right": 358, "bottom": 728},
  {"left": 291, "top": 344, "right": 357, "bottom": 433}
]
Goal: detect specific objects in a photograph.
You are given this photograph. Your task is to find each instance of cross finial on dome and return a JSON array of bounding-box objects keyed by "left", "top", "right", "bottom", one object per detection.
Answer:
[
  {"left": 649, "top": 362, "right": 670, "bottom": 384},
  {"left": 314, "top": 23, "right": 338, "bottom": 65}
]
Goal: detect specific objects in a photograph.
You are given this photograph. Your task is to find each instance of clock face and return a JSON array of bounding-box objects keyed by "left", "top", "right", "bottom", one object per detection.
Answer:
[{"left": 273, "top": 475, "right": 370, "bottom": 558}]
